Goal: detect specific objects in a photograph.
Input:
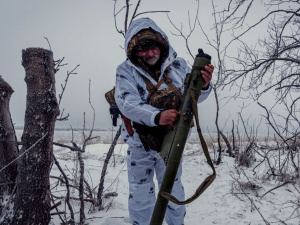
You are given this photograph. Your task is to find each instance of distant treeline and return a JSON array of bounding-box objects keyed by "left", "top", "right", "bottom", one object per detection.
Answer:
[{"left": 14, "top": 126, "right": 109, "bottom": 132}]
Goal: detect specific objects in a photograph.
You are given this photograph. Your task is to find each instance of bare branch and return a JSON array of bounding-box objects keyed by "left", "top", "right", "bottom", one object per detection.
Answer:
[
  {"left": 113, "top": 0, "right": 126, "bottom": 37},
  {"left": 58, "top": 64, "right": 80, "bottom": 106},
  {"left": 231, "top": 175, "right": 271, "bottom": 225},
  {"left": 261, "top": 180, "right": 293, "bottom": 199},
  {"left": 124, "top": 0, "right": 130, "bottom": 34},
  {"left": 53, "top": 142, "right": 83, "bottom": 152},
  {"left": 53, "top": 155, "right": 75, "bottom": 224},
  {"left": 129, "top": 0, "right": 141, "bottom": 26},
  {"left": 44, "top": 36, "right": 52, "bottom": 51},
  {"left": 0, "top": 133, "right": 48, "bottom": 174},
  {"left": 133, "top": 10, "right": 170, "bottom": 20}
]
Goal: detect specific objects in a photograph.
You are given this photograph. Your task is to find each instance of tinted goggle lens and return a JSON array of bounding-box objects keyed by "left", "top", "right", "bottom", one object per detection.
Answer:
[{"left": 135, "top": 41, "right": 158, "bottom": 52}]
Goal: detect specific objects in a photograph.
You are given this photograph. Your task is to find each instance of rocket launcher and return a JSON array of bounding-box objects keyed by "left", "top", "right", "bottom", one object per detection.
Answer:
[{"left": 150, "top": 49, "right": 216, "bottom": 225}]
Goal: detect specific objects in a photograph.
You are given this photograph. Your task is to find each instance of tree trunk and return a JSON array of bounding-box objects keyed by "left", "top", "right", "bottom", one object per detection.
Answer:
[
  {"left": 0, "top": 76, "right": 18, "bottom": 215},
  {"left": 9, "top": 48, "right": 59, "bottom": 225}
]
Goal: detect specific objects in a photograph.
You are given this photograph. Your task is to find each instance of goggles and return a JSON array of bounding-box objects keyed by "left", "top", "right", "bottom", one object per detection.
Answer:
[{"left": 135, "top": 40, "right": 159, "bottom": 53}]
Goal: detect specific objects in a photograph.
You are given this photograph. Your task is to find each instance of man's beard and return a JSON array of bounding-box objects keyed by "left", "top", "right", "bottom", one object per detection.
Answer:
[{"left": 143, "top": 54, "right": 160, "bottom": 66}]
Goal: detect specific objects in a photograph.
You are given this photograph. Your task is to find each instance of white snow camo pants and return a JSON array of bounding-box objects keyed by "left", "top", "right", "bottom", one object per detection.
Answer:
[{"left": 127, "top": 146, "right": 186, "bottom": 225}]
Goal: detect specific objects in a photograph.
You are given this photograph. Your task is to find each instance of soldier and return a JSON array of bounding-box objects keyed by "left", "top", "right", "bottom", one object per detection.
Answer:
[{"left": 114, "top": 17, "right": 214, "bottom": 225}]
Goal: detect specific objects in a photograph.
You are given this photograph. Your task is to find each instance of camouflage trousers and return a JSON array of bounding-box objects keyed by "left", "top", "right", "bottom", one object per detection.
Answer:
[{"left": 127, "top": 146, "right": 186, "bottom": 225}]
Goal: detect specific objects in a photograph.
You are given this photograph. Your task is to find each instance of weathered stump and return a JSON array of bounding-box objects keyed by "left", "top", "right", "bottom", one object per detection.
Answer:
[
  {"left": 9, "top": 48, "right": 59, "bottom": 225},
  {"left": 0, "top": 77, "right": 18, "bottom": 216}
]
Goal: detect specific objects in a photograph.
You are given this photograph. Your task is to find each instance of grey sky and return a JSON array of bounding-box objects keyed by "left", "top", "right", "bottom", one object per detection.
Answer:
[{"left": 0, "top": 0, "right": 267, "bottom": 132}]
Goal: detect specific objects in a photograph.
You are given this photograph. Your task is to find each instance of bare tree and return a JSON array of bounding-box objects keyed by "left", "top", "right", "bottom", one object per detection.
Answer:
[
  {"left": 0, "top": 77, "right": 18, "bottom": 216},
  {"left": 211, "top": 0, "right": 300, "bottom": 173},
  {"left": 0, "top": 48, "right": 59, "bottom": 224},
  {"left": 214, "top": 0, "right": 299, "bottom": 121},
  {"left": 219, "top": 1, "right": 300, "bottom": 95}
]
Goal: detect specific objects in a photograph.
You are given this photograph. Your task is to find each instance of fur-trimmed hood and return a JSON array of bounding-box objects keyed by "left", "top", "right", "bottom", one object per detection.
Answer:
[{"left": 125, "top": 18, "right": 175, "bottom": 66}]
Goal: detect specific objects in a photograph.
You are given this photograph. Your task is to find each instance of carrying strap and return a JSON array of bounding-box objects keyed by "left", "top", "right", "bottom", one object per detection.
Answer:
[
  {"left": 139, "top": 65, "right": 171, "bottom": 101},
  {"left": 145, "top": 77, "right": 164, "bottom": 99},
  {"left": 160, "top": 92, "right": 216, "bottom": 205}
]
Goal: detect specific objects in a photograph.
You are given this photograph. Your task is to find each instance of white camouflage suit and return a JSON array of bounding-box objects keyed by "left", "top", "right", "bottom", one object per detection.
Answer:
[{"left": 114, "top": 18, "right": 212, "bottom": 225}]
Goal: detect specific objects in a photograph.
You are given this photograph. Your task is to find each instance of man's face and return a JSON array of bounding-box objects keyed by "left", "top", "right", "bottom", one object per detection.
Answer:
[{"left": 135, "top": 43, "right": 161, "bottom": 66}]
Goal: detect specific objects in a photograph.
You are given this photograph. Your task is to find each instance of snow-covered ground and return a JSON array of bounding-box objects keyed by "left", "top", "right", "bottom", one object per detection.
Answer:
[{"left": 46, "top": 130, "right": 300, "bottom": 225}]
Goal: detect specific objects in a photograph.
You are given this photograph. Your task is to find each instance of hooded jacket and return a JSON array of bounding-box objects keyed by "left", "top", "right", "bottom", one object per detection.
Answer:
[{"left": 115, "top": 18, "right": 212, "bottom": 146}]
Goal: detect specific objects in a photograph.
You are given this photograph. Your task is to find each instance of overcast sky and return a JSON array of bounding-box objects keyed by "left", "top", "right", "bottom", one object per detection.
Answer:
[{"left": 0, "top": 0, "right": 268, "bottom": 132}]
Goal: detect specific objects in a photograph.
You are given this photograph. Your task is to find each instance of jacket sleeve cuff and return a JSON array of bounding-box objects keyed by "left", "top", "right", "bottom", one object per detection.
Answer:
[
  {"left": 154, "top": 111, "right": 163, "bottom": 125},
  {"left": 201, "top": 81, "right": 212, "bottom": 93},
  {"left": 150, "top": 111, "right": 161, "bottom": 126},
  {"left": 197, "top": 82, "right": 212, "bottom": 103}
]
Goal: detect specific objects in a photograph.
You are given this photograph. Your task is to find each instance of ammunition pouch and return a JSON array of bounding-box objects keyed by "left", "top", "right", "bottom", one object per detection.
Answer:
[
  {"left": 105, "top": 87, "right": 117, "bottom": 106},
  {"left": 148, "top": 85, "right": 182, "bottom": 111}
]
